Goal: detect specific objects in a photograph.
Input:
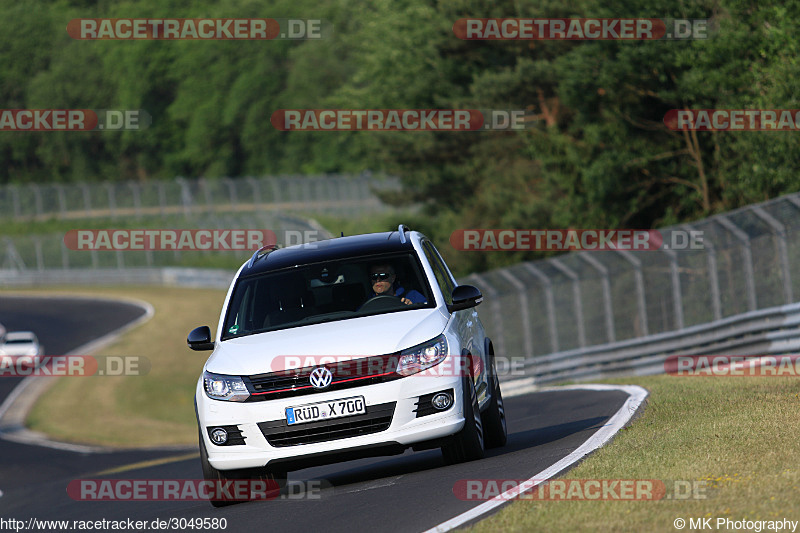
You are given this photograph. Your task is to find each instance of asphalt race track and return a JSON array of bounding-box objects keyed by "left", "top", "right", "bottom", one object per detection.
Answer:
[
  {"left": 0, "top": 295, "right": 148, "bottom": 426},
  {"left": 0, "top": 296, "right": 633, "bottom": 532}
]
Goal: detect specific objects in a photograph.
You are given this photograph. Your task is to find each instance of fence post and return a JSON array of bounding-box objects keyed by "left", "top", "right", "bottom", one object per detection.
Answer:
[
  {"left": 31, "top": 184, "right": 43, "bottom": 219},
  {"left": 522, "top": 263, "right": 559, "bottom": 353},
  {"left": 223, "top": 177, "right": 238, "bottom": 209},
  {"left": 663, "top": 247, "right": 685, "bottom": 330},
  {"left": 616, "top": 250, "right": 649, "bottom": 337},
  {"left": 267, "top": 177, "right": 280, "bottom": 205},
  {"left": 578, "top": 254, "right": 616, "bottom": 343},
  {"left": 56, "top": 185, "right": 67, "bottom": 219},
  {"left": 302, "top": 177, "right": 313, "bottom": 205},
  {"left": 685, "top": 224, "right": 722, "bottom": 321},
  {"left": 176, "top": 177, "right": 193, "bottom": 218},
  {"left": 81, "top": 184, "right": 92, "bottom": 218},
  {"left": 246, "top": 176, "right": 262, "bottom": 206},
  {"left": 34, "top": 237, "right": 44, "bottom": 271},
  {"left": 467, "top": 273, "right": 506, "bottom": 357},
  {"left": 129, "top": 182, "right": 142, "bottom": 218},
  {"left": 61, "top": 239, "right": 69, "bottom": 269},
  {"left": 716, "top": 216, "right": 757, "bottom": 311},
  {"left": 106, "top": 183, "right": 117, "bottom": 219},
  {"left": 10, "top": 185, "right": 21, "bottom": 219},
  {"left": 157, "top": 181, "right": 167, "bottom": 217},
  {"left": 549, "top": 258, "right": 586, "bottom": 348},
  {"left": 198, "top": 177, "right": 214, "bottom": 214},
  {"left": 498, "top": 269, "right": 534, "bottom": 358},
  {"left": 752, "top": 206, "right": 793, "bottom": 305}
]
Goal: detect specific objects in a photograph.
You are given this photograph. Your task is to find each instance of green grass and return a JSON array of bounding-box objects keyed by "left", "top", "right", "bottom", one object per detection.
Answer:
[
  {"left": 13, "top": 286, "right": 226, "bottom": 447},
  {"left": 470, "top": 375, "right": 800, "bottom": 532}
]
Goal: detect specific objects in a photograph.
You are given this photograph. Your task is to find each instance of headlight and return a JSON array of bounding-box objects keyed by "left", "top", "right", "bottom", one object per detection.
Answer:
[
  {"left": 203, "top": 371, "right": 250, "bottom": 402},
  {"left": 396, "top": 334, "right": 448, "bottom": 376}
]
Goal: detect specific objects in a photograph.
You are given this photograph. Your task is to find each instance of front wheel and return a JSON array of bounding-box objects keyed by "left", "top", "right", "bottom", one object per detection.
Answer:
[
  {"left": 199, "top": 429, "right": 287, "bottom": 507},
  {"left": 482, "top": 359, "right": 508, "bottom": 449},
  {"left": 441, "top": 375, "right": 485, "bottom": 464}
]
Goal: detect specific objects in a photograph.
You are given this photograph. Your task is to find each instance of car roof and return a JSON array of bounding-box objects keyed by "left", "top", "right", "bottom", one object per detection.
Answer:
[
  {"left": 239, "top": 230, "right": 420, "bottom": 278},
  {"left": 3, "top": 331, "right": 37, "bottom": 342}
]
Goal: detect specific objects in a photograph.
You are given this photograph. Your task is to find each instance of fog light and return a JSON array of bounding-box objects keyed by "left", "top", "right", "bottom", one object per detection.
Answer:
[
  {"left": 210, "top": 427, "right": 228, "bottom": 445},
  {"left": 432, "top": 392, "right": 453, "bottom": 410}
]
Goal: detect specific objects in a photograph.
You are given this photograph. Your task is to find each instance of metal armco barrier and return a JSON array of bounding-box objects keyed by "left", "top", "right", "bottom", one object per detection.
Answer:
[{"left": 523, "top": 301, "right": 800, "bottom": 385}]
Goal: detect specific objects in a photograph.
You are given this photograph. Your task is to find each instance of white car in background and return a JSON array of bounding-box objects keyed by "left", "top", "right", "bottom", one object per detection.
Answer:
[{"left": 0, "top": 331, "right": 43, "bottom": 358}]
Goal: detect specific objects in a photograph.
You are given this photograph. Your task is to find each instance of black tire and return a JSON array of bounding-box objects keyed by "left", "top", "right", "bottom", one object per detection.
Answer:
[
  {"left": 441, "top": 375, "right": 485, "bottom": 464},
  {"left": 482, "top": 359, "right": 508, "bottom": 449},
  {"left": 199, "top": 429, "right": 287, "bottom": 507}
]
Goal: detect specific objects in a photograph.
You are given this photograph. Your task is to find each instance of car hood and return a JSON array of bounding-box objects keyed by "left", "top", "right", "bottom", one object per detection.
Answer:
[{"left": 205, "top": 308, "right": 449, "bottom": 376}]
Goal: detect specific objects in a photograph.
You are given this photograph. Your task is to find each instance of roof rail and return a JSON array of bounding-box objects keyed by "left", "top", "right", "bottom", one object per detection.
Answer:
[
  {"left": 398, "top": 224, "right": 411, "bottom": 243},
  {"left": 247, "top": 244, "right": 279, "bottom": 268}
]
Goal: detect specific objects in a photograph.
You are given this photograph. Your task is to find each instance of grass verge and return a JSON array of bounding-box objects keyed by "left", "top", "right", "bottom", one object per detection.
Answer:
[
  {"left": 470, "top": 375, "right": 800, "bottom": 532},
  {"left": 4, "top": 286, "right": 226, "bottom": 447}
]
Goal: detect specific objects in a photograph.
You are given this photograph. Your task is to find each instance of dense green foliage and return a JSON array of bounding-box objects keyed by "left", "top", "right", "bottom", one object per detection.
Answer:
[{"left": 2, "top": 0, "right": 799, "bottom": 271}]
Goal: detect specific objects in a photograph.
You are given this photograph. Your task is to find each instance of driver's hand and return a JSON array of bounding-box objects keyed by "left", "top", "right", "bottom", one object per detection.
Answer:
[{"left": 401, "top": 297, "right": 412, "bottom": 305}]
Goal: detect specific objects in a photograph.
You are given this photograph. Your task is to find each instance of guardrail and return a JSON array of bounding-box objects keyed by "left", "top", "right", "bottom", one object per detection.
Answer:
[{"left": 523, "top": 301, "right": 800, "bottom": 384}]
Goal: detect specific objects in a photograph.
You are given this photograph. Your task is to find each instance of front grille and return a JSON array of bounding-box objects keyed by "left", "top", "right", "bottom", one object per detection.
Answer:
[
  {"left": 206, "top": 425, "right": 246, "bottom": 446},
  {"left": 244, "top": 354, "right": 403, "bottom": 401},
  {"left": 258, "top": 402, "right": 395, "bottom": 447}
]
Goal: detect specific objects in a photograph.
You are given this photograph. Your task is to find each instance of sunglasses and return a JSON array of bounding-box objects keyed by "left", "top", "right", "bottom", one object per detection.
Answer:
[{"left": 370, "top": 272, "right": 392, "bottom": 282}]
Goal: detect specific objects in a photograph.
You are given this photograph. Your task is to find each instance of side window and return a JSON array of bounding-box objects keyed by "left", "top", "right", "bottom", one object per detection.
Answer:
[{"left": 422, "top": 241, "right": 456, "bottom": 305}]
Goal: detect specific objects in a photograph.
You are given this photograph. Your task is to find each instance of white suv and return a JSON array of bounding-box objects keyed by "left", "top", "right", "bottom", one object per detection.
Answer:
[{"left": 189, "top": 226, "right": 507, "bottom": 505}]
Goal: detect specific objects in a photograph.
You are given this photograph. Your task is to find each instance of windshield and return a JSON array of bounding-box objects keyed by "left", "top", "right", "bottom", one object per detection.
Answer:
[{"left": 221, "top": 252, "right": 434, "bottom": 340}]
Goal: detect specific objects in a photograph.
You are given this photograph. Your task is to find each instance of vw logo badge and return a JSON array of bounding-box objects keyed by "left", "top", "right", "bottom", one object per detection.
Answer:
[{"left": 309, "top": 367, "right": 333, "bottom": 390}]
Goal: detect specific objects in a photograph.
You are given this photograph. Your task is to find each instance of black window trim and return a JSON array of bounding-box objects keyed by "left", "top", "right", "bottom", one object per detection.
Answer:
[{"left": 220, "top": 250, "right": 436, "bottom": 341}]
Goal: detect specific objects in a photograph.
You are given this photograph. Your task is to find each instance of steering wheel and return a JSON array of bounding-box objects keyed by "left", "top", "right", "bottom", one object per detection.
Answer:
[{"left": 360, "top": 295, "right": 402, "bottom": 312}]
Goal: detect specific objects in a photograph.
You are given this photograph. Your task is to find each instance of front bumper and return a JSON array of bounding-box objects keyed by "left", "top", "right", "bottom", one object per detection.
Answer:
[{"left": 197, "top": 373, "right": 465, "bottom": 471}]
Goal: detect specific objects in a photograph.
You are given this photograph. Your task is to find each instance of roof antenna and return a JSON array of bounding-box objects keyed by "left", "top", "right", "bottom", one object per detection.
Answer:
[{"left": 340, "top": 231, "right": 344, "bottom": 237}]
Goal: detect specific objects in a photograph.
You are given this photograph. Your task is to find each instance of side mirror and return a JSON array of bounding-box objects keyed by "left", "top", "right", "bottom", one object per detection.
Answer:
[
  {"left": 447, "top": 285, "right": 483, "bottom": 313},
  {"left": 188, "top": 326, "right": 214, "bottom": 351}
]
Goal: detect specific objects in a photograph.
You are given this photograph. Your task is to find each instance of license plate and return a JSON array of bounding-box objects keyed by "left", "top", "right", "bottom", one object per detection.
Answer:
[{"left": 285, "top": 396, "right": 367, "bottom": 425}]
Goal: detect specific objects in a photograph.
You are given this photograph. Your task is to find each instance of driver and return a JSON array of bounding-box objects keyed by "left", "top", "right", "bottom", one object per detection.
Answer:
[{"left": 368, "top": 263, "right": 426, "bottom": 305}]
